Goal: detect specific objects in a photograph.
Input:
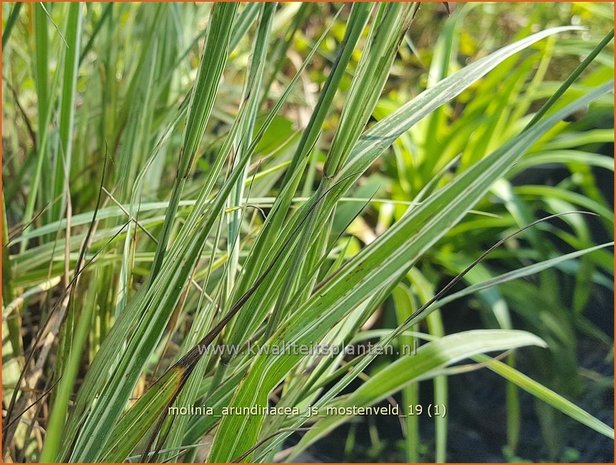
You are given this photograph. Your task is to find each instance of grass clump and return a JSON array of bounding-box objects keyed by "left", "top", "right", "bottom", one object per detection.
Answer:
[{"left": 2, "top": 2, "right": 613, "bottom": 462}]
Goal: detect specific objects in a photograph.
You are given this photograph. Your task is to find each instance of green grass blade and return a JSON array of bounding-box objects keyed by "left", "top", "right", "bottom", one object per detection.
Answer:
[
  {"left": 474, "top": 355, "right": 614, "bottom": 438},
  {"left": 435, "top": 242, "right": 615, "bottom": 309},
  {"left": 150, "top": 2, "right": 238, "bottom": 278},
  {"left": 2, "top": 2, "right": 22, "bottom": 50},
  {"left": 50, "top": 3, "right": 82, "bottom": 222},
  {"left": 291, "top": 330, "right": 546, "bottom": 458}
]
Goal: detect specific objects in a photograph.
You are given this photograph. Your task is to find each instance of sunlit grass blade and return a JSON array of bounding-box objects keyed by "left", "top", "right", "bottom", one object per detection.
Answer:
[
  {"left": 290, "top": 329, "right": 547, "bottom": 457},
  {"left": 150, "top": 2, "right": 239, "bottom": 278}
]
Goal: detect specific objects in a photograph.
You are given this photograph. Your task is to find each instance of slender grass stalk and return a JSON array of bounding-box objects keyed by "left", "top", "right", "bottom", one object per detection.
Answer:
[
  {"left": 20, "top": 3, "right": 52, "bottom": 252},
  {"left": 78, "top": 3, "right": 112, "bottom": 64},
  {"left": 409, "top": 269, "right": 448, "bottom": 463},
  {"left": 2, "top": 198, "right": 22, "bottom": 357},
  {"left": 226, "top": 3, "right": 275, "bottom": 299},
  {"left": 150, "top": 2, "right": 238, "bottom": 278},
  {"left": 393, "top": 284, "right": 420, "bottom": 462},
  {"left": 39, "top": 157, "right": 107, "bottom": 461},
  {"left": 1, "top": 2, "right": 22, "bottom": 50},
  {"left": 50, "top": 3, "right": 82, "bottom": 222}
]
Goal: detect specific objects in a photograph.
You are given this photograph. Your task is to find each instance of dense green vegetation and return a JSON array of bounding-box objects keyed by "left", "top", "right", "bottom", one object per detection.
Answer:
[{"left": 2, "top": 2, "right": 614, "bottom": 462}]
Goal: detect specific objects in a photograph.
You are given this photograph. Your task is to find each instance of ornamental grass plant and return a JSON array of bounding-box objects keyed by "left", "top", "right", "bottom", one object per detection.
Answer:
[{"left": 1, "top": 2, "right": 614, "bottom": 462}]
